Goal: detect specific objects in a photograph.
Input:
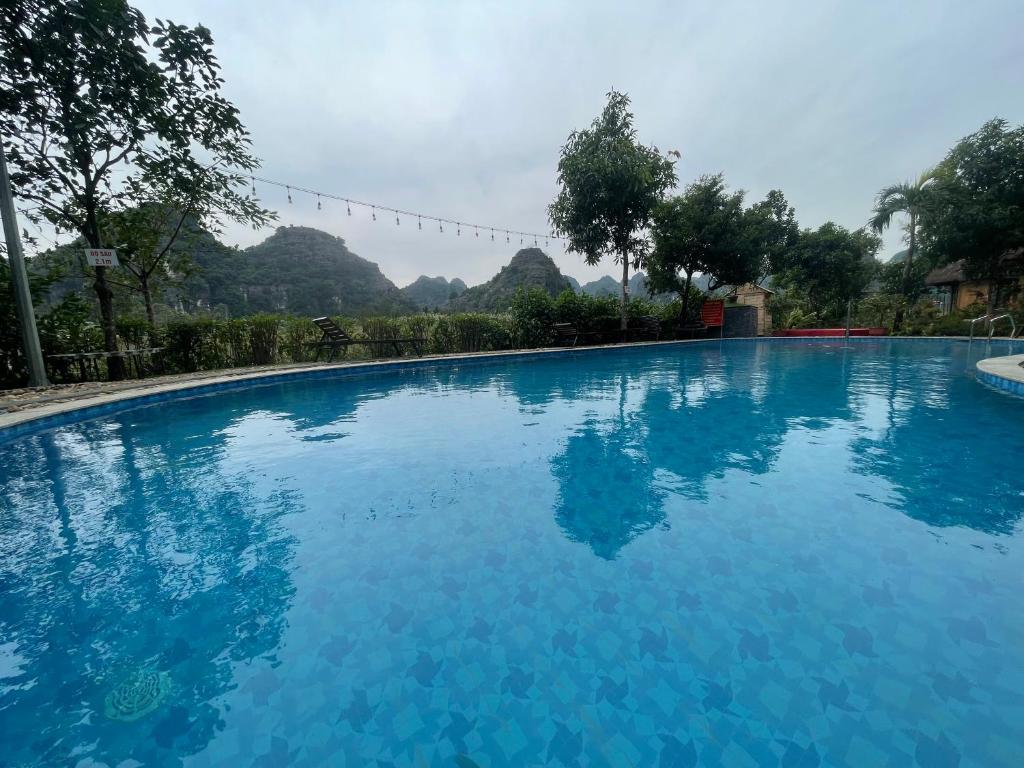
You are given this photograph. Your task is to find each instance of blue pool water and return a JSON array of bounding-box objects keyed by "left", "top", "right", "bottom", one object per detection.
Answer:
[{"left": 1, "top": 339, "right": 1023, "bottom": 767}]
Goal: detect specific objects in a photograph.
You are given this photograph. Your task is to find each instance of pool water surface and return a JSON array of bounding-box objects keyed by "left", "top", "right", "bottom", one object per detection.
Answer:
[{"left": 1, "top": 339, "right": 1022, "bottom": 766}]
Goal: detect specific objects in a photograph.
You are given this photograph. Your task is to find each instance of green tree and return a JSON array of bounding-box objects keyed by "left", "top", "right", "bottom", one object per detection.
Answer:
[
  {"left": 1, "top": 0, "right": 269, "bottom": 377},
  {"left": 919, "top": 118, "right": 1024, "bottom": 305},
  {"left": 100, "top": 202, "right": 259, "bottom": 325},
  {"left": 775, "top": 223, "right": 880, "bottom": 322},
  {"left": 869, "top": 169, "right": 937, "bottom": 301},
  {"left": 549, "top": 91, "right": 677, "bottom": 334},
  {"left": 743, "top": 189, "right": 799, "bottom": 283},
  {"left": 647, "top": 175, "right": 794, "bottom": 320}
]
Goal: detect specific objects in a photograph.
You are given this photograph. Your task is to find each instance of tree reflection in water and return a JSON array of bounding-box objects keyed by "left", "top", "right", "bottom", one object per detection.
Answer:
[{"left": 0, "top": 412, "right": 300, "bottom": 766}]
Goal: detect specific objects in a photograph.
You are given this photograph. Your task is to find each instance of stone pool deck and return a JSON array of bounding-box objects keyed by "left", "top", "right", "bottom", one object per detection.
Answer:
[{"left": 976, "top": 354, "right": 1024, "bottom": 397}]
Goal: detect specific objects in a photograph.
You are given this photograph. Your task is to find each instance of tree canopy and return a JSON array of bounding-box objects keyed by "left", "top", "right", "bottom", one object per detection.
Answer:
[
  {"left": 0, "top": 0, "right": 270, "bottom": 374},
  {"left": 774, "top": 223, "right": 881, "bottom": 320},
  {"left": 646, "top": 175, "right": 797, "bottom": 317},
  {"left": 919, "top": 118, "right": 1024, "bottom": 283},
  {"left": 549, "top": 90, "right": 677, "bottom": 331}
]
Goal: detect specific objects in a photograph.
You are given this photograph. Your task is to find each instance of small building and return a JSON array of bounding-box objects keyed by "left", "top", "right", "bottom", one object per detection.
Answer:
[
  {"left": 725, "top": 283, "right": 775, "bottom": 335},
  {"left": 925, "top": 255, "right": 1023, "bottom": 314}
]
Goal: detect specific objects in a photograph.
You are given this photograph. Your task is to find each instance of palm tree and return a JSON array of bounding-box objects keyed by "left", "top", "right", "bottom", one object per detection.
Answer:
[{"left": 870, "top": 169, "right": 938, "bottom": 297}]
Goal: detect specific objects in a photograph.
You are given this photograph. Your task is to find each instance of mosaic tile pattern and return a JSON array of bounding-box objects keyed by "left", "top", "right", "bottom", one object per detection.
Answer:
[
  {"left": 977, "top": 368, "right": 1024, "bottom": 399},
  {"left": 1, "top": 339, "right": 1022, "bottom": 767}
]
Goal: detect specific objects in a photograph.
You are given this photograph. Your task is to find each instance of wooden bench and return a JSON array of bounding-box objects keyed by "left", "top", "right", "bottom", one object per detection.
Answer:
[{"left": 628, "top": 315, "right": 661, "bottom": 342}]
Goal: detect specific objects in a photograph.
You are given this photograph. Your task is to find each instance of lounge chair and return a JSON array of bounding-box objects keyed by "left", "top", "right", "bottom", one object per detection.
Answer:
[
  {"left": 311, "top": 317, "right": 424, "bottom": 362},
  {"left": 550, "top": 322, "right": 605, "bottom": 348},
  {"left": 551, "top": 322, "right": 581, "bottom": 347}
]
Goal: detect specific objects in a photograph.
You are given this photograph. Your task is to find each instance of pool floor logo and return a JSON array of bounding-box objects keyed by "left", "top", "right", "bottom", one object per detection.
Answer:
[{"left": 103, "top": 668, "right": 170, "bottom": 722}]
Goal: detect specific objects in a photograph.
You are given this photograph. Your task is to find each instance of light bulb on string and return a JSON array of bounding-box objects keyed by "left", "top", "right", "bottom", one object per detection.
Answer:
[
  {"left": 457, "top": 223, "right": 461, "bottom": 236},
  {"left": 317, "top": 194, "right": 322, "bottom": 211},
  {"left": 395, "top": 214, "right": 400, "bottom": 226},
  {"left": 490, "top": 229, "right": 494, "bottom": 241},
  {"left": 474, "top": 227, "right": 479, "bottom": 238},
  {"left": 346, "top": 200, "right": 352, "bottom": 216},
  {"left": 506, "top": 233, "right": 510, "bottom": 244},
  {"left": 250, "top": 175, "right": 256, "bottom": 196},
  {"left": 372, "top": 206, "right": 376, "bottom": 222},
  {"left": 418, "top": 216, "right": 422, "bottom": 230},
  {"left": 439, "top": 220, "right": 444, "bottom": 233},
  {"left": 287, "top": 186, "right": 292, "bottom": 204},
  {"left": 534, "top": 237, "right": 538, "bottom": 247}
]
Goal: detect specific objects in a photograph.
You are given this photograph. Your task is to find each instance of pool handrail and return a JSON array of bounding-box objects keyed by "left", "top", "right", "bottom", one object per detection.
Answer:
[
  {"left": 986, "top": 312, "right": 1016, "bottom": 340},
  {"left": 966, "top": 311, "right": 1018, "bottom": 365}
]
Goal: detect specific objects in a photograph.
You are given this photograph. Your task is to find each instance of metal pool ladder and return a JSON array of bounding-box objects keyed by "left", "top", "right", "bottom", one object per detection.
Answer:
[{"left": 966, "top": 311, "right": 1018, "bottom": 360}]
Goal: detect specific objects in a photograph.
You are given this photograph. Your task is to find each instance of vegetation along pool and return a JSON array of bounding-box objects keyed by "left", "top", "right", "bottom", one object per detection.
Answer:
[{"left": 1, "top": 339, "right": 1022, "bottom": 767}]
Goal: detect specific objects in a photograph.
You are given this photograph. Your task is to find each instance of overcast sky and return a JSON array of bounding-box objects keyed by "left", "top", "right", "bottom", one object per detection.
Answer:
[{"left": 132, "top": 0, "right": 1024, "bottom": 288}]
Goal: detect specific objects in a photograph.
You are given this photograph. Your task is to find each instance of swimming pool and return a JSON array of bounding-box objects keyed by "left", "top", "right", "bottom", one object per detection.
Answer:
[{"left": 1, "top": 339, "right": 1021, "bottom": 767}]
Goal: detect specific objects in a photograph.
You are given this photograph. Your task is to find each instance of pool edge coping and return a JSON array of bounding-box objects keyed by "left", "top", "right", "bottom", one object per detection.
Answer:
[
  {"left": 0, "top": 339, "right": 699, "bottom": 438},
  {"left": 976, "top": 354, "right": 1024, "bottom": 398},
  {"left": 0, "top": 335, "right": 1006, "bottom": 441}
]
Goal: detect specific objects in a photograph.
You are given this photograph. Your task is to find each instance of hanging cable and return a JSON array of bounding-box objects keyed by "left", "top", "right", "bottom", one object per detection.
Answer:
[{"left": 246, "top": 173, "right": 566, "bottom": 247}]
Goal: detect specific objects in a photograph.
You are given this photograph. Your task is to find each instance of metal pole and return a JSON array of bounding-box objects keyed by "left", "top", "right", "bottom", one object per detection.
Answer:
[
  {"left": 0, "top": 133, "right": 49, "bottom": 387},
  {"left": 844, "top": 299, "right": 852, "bottom": 342}
]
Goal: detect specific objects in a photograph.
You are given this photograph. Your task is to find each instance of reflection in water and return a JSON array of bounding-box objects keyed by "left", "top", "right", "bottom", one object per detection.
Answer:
[
  {"left": 548, "top": 344, "right": 857, "bottom": 557},
  {"left": 1, "top": 340, "right": 1022, "bottom": 767},
  {"left": 0, "top": 415, "right": 299, "bottom": 766},
  {"left": 848, "top": 349, "right": 1023, "bottom": 534},
  {"left": 545, "top": 341, "right": 1021, "bottom": 560},
  {"left": 552, "top": 376, "right": 664, "bottom": 560}
]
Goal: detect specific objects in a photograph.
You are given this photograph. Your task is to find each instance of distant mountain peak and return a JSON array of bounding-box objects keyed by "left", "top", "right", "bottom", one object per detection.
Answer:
[
  {"left": 400, "top": 274, "right": 467, "bottom": 310},
  {"left": 450, "top": 248, "right": 573, "bottom": 312},
  {"left": 189, "top": 225, "right": 414, "bottom": 316}
]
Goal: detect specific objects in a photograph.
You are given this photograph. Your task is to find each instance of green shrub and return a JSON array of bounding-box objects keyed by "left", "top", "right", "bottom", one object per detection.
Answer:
[
  {"left": 510, "top": 288, "right": 556, "bottom": 347},
  {"left": 115, "top": 316, "right": 154, "bottom": 349},
  {"left": 280, "top": 317, "right": 320, "bottom": 363},
  {"left": 430, "top": 313, "right": 512, "bottom": 354},
  {"left": 249, "top": 314, "right": 280, "bottom": 365}
]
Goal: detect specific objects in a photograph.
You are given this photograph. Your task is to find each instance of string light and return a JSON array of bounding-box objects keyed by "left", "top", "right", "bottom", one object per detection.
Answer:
[{"left": 246, "top": 174, "right": 567, "bottom": 248}]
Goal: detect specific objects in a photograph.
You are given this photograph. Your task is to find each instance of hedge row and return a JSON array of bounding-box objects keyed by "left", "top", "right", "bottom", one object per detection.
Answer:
[{"left": 29, "top": 289, "right": 685, "bottom": 382}]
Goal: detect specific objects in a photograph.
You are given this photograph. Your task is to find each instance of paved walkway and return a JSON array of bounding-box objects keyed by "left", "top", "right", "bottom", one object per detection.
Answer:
[{"left": 0, "top": 361, "right": 328, "bottom": 414}]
